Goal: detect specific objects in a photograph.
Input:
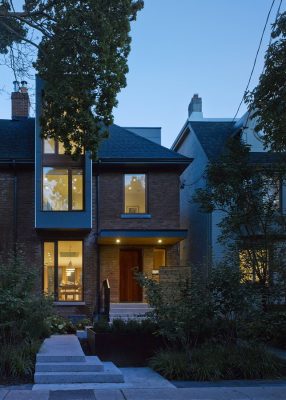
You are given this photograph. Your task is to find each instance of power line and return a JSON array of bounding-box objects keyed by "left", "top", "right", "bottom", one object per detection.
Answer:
[{"left": 232, "top": 0, "right": 278, "bottom": 123}]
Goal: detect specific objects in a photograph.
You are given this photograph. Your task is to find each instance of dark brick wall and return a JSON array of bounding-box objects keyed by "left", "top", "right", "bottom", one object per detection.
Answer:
[
  {"left": 0, "top": 166, "right": 182, "bottom": 316},
  {"left": 98, "top": 171, "right": 180, "bottom": 230}
]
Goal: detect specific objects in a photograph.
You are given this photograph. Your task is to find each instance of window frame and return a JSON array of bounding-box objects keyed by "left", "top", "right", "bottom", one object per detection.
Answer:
[
  {"left": 42, "top": 138, "right": 84, "bottom": 156},
  {"left": 42, "top": 167, "right": 85, "bottom": 212},
  {"left": 43, "top": 239, "right": 84, "bottom": 303},
  {"left": 123, "top": 173, "right": 148, "bottom": 215}
]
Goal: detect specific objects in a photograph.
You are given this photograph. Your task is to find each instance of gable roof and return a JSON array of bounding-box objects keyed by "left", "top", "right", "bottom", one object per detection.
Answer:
[
  {"left": 0, "top": 119, "right": 35, "bottom": 161},
  {"left": 100, "top": 124, "right": 190, "bottom": 163},
  {"left": 0, "top": 119, "right": 191, "bottom": 166},
  {"left": 189, "top": 121, "right": 235, "bottom": 161}
]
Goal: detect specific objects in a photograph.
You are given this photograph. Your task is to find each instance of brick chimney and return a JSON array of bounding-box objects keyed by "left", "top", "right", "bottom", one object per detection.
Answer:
[
  {"left": 188, "top": 94, "right": 203, "bottom": 121},
  {"left": 11, "top": 80, "right": 30, "bottom": 120}
]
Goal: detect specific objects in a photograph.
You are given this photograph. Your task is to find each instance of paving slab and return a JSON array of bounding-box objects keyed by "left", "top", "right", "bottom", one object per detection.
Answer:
[
  {"left": 94, "top": 390, "right": 125, "bottom": 400},
  {"left": 33, "top": 367, "right": 175, "bottom": 390},
  {"left": 121, "top": 387, "right": 286, "bottom": 400},
  {"left": 49, "top": 389, "right": 95, "bottom": 400},
  {"left": 37, "top": 335, "right": 85, "bottom": 363},
  {"left": 0, "top": 390, "right": 7, "bottom": 400},
  {"left": 4, "top": 390, "right": 49, "bottom": 400}
]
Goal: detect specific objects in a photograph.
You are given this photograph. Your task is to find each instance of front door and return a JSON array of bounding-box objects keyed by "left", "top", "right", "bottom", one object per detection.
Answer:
[{"left": 120, "top": 249, "right": 143, "bottom": 302}]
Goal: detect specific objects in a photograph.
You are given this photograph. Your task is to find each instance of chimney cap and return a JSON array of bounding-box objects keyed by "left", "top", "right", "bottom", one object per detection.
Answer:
[
  {"left": 13, "top": 80, "right": 20, "bottom": 92},
  {"left": 188, "top": 93, "right": 203, "bottom": 120}
]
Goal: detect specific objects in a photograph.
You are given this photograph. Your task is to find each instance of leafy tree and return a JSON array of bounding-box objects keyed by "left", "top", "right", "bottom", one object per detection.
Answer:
[
  {"left": 0, "top": 0, "right": 144, "bottom": 156},
  {"left": 246, "top": 11, "right": 286, "bottom": 152},
  {"left": 193, "top": 136, "right": 286, "bottom": 297}
]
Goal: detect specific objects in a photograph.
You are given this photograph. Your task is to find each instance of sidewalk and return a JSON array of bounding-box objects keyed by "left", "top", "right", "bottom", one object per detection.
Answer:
[{"left": 1, "top": 385, "right": 286, "bottom": 399}]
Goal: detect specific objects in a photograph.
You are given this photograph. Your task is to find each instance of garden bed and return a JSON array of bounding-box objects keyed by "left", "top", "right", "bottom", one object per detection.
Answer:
[{"left": 87, "top": 327, "right": 164, "bottom": 366}]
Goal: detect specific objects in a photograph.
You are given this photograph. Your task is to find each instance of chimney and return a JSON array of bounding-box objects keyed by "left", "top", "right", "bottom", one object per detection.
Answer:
[
  {"left": 188, "top": 94, "right": 203, "bottom": 121},
  {"left": 11, "top": 80, "right": 30, "bottom": 120}
]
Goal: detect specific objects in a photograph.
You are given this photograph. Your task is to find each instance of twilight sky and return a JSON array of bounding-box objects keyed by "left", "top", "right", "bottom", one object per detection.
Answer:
[{"left": 0, "top": 0, "right": 284, "bottom": 147}]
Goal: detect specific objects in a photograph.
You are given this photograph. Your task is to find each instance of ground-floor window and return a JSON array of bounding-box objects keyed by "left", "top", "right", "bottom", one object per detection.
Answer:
[
  {"left": 239, "top": 248, "right": 268, "bottom": 283},
  {"left": 43, "top": 240, "right": 83, "bottom": 301}
]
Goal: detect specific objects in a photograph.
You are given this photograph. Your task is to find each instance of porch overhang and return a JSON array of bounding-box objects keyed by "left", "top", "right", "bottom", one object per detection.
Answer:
[{"left": 98, "top": 229, "right": 188, "bottom": 245}]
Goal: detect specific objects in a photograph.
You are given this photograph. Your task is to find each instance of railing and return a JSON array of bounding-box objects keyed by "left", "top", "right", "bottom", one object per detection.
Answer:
[{"left": 101, "top": 279, "right": 110, "bottom": 321}]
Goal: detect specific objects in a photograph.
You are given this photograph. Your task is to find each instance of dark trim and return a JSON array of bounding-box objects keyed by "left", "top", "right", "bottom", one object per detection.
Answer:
[
  {"left": 121, "top": 213, "right": 152, "bottom": 219},
  {"left": 96, "top": 173, "right": 101, "bottom": 317},
  {"left": 99, "top": 229, "right": 188, "bottom": 239}
]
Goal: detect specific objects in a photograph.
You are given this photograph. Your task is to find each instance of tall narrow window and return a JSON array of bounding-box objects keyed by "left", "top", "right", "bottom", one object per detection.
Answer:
[
  {"left": 124, "top": 174, "right": 146, "bottom": 213},
  {"left": 44, "top": 242, "right": 55, "bottom": 296},
  {"left": 43, "top": 241, "right": 83, "bottom": 302},
  {"left": 42, "top": 168, "right": 83, "bottom": 211},
  {"left": 72, "top": 169, "right": 83, "bottom": 210}
]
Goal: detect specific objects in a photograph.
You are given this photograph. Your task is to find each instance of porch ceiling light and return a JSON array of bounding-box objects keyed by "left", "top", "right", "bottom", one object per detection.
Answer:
[
  {"left": 158, "top": 239, "right": 162, "bottom": 243},
  {"left": 116, "top": 239, "right": 121, "bottom": 244}
]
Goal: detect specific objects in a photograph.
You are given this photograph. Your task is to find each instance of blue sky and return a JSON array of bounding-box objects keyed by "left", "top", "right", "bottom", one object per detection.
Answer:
[{"left": 0, "top": 0, "right": 284, "bottom": 147}]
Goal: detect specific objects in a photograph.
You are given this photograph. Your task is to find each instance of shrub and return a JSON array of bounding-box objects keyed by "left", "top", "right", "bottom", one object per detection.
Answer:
[
  {"left": 150, "top": 344, "right": 285, "bottom": 381},
  {"left": 149, "top": 350, "right": 191, "bottom": 380},
  {"left": 0, "top": 249, "right": 54, "bottom": 345},
  {"left": 240, "top": 312, "right": 286, "bottom": 349},
  {"left": 93, "top": 318, "right": 158, "bottom": 335},
  {"left": 0, "top": 339, "right": 41, "bottom": 378}
]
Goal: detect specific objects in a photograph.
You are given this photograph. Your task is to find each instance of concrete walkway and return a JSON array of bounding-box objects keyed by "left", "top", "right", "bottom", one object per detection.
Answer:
[{"left": 1, "top": 384, "right": 286, "bottom": 399}]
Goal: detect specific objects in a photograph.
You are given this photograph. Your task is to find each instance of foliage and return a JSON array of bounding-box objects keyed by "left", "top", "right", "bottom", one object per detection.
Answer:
[
  {"left": 245, "top": 11, "right": 286, "bottom": 152},
  {"left": 0, "top": 0, "right": 144, "bottom": 156},
  {"left": 93, "top": 317, "right": 158, "bottom": 334},
  {"left": 0, "top": 339, "right": 41, "bottom": 378},
  {"left": 193, "top": 136, "right": 286, "bottom": 293},
  {"left": 0, "top": 249, "right": 53, "bottom": 344},
  {"left": 240, "top": 311, "right": 286, "bottom": 349},
  {"left": 149, "top": 350, "right": 192, "bottom": 380},
  {"left": 137, "top": 263, "right": 258, "bottom": 349},
  {"left": 151, "top": 344, "right": 286, "bottom": 381},
  {"left": 47, "top": 315, "right": 91, "bottom": 334}
]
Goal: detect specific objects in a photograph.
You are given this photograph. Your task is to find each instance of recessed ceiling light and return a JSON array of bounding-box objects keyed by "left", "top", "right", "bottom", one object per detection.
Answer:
[
  {"left": 116, "top": 239, "right": 121, "bottom": 243},
  {"left": 158, "top": 239, "right": 162, "bottom": 243}
]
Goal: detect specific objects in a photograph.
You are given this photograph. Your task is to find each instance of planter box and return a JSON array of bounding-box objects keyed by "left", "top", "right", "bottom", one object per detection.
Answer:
[{"left": 87, "top": 328, "right": 164, "bottom": 367}]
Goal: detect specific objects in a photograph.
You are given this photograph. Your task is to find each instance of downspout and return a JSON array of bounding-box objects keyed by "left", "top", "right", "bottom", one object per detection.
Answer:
[
  {"left": 95, "top": 172, "right": 101, "bottom": 318},
  {"left": 12, "top": 160, "right": 17, "bottom": 254}
]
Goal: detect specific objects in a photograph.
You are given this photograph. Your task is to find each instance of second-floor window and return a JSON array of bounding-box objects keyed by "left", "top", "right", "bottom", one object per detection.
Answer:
[
  {"left": 43, "top": 138, "right": 83, "bottom": 155},
  {"left": 43, "top": 167, "right": 83, "bottom": 211},
  {"left": 124, "top": 174, "right": 146, "bottom": 214}
]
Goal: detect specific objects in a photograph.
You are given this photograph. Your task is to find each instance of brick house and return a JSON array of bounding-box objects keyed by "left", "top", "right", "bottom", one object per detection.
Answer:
[{"left": 0, "top": 78, "right": 191, "bottom": 318}]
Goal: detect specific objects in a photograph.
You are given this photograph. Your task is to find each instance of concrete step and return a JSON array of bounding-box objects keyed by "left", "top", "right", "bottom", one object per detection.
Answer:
[
  {"left": 36, "top": 335, "right": 86, "bottom": 363},
  {"left": 110, "top": 303, "right": 149, "bottom": 309},
  {"left": 34, "top": 363, "right": 124, "bottom": 384},
  {"left": 35, "top": 356, "right": 104, "bottom": 372}
]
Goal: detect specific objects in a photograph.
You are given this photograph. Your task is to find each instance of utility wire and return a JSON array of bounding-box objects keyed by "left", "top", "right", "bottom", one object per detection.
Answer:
[
  {"left": 242, "top": 0, "right": 283, "bottom": 132},
  {"left": 232, "top": 0, "right": 278, "bottom": 123}
]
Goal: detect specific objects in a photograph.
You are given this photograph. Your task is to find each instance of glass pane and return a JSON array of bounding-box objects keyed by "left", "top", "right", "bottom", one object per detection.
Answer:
[
  {"left": 44, "top": 138, "right": 55, "bottom": 154},
  {"left": 58, "top": 141, "right": 84, "bottom": 155},
  {"left": 124, "top": 174, "right": 146, "bottom": 213},
  {"left": 153, "top": 249, "right": 166, "bottom": 268},
  {"left": 44, "top": 242, "right": 55, "bottom": 297},
  {"left": 58, "top": 241, "right": 83, "bottom": 301},
  {"left": 72, "top": 169, "right": 83, "bottom": 210},
  {"left": 239, "top": 249, "right": 268, "bottom": 282},
  {"left": 43, "top": 168, "right": 68, "bottom": 211}
]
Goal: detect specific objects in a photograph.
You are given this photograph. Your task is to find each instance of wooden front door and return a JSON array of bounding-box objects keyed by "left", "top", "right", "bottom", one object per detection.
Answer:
[{"left": 120, "top": 249, "right": 143, "bottom": 302}]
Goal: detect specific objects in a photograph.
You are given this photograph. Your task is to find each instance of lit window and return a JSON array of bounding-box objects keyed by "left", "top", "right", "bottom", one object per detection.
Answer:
[
  {"left": 124, "top": 174, "right": 146, "bottom": 213},
  {"left": 44, "top": 241, "right": 83, "bottom": 301},
  {"left": 239, "top": 249, "right": 268, "bottom": 283},
  {"left": 44, "top": 138, "right": 55, "bottom": 154},
  {"left": 43, "top": 167, "right": 83, "bottom": 211}
]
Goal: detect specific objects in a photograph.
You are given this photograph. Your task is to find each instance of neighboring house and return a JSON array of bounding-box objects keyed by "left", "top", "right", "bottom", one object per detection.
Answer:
[
  {"left": 0, "top": 78, "right": 191, "bottom": 318},
  {"left": 172, "top": 94, "right": 285, "bottom": 273}
]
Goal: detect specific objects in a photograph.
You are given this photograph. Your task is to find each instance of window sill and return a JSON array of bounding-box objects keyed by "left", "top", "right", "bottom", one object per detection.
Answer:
[
  {"left": 120, "top": 213, "right": 152, "bottom": 219},
  {"left": 53, "top": 302, "right": 86, "bottom": 306}
]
